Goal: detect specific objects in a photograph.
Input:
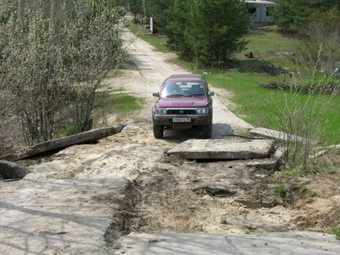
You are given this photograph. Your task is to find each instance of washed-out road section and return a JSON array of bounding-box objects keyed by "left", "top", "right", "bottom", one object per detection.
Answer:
[{"left": 1, "top": 25, "right": 340, "bottom": 255}]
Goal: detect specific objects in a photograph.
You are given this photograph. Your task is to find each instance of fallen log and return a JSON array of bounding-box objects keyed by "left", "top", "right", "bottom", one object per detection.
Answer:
[{"left": 0, "top": 125, "right": 125, "bottom": 161}]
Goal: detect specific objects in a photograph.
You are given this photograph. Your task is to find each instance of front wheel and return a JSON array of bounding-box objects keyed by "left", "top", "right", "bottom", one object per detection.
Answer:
[
  {"left": 202, "top": 123, "right": 212, "bottom": 139},
  {"left": 153, "top": 124, "right": 164, "bottom": 138}
]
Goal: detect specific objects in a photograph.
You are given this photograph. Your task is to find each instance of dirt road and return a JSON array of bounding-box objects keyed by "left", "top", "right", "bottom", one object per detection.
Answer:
[{"left": 1, "top": 26, "right": 340, "bottom": 254}]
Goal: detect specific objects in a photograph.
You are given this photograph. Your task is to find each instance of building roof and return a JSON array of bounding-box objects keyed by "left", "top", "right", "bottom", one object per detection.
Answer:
[{"left": 245, "top": 0, "right": 276, "bottom": 5}]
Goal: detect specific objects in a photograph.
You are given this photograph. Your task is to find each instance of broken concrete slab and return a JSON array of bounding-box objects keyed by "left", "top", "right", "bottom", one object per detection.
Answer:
[
  {"left": 250, "top": 127, "right": 318, "bottom": 145},
  {"left": 246, "top": 147, "right": 288, "bottom": 170},
  {"left": 272, "top": 147, "right": 287, "bottom": 159},
  {"left": 0, "top": 178, "right": 129, "bottom": 254},
  {"left": 115, "top": 231, "right": 340, "bottom": 255},
  {"left": 167, "top": 139, "right": 275, "bottom": 160},
  {"left": 309, "top": 144, "right": 340, "bottom": 159},
  {"left": 246, "top": 158, "right": 279, "bottom": 170}
]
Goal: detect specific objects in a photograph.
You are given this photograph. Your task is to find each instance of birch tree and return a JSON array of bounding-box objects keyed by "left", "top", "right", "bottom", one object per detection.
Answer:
[{"left": 0, "top": 0, "right": 127, "bottom": 145}]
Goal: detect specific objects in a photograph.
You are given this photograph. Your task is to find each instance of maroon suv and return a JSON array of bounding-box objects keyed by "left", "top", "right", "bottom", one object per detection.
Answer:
[{"left": 152, "top": 74, "right": 214, "bottom": 138}]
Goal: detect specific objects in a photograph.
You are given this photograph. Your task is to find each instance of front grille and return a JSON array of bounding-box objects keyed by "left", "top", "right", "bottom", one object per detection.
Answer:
[{"left": 167, "top": 109, "right": 197, "bottom": 114}]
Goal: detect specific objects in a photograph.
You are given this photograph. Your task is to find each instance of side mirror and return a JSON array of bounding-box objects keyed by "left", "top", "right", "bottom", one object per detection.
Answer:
[
  {"left": 152, "top": 92, "right": 160, "bottom": 97},
  {"left": 208, "top": 91, "right": 214, "bottom": 96}
]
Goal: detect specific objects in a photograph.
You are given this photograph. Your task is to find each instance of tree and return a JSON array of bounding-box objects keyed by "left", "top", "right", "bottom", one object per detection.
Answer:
[
  {"left": 144, "top": 0, "right": 175, "bottom": 33},
  {"left": 165, "top": 0, "right": 192, "bottom": 58},
  {"left": 126, "top": 0, "right": 144, "bottom": 23},
  {"left": 144, "top": 0, "right": 251, "bottom": 66},
  {"left": 270, "top": 0, "right": 340, "bottom": 32},
  {"left": 185, "top": 0, "right": 251, "bottom": 67},
  {"left": 293, "top": 8, "right": 340, "bottom": 75},
  {"left": 0, "top": 0, "right": 127, "bottom": 145}
]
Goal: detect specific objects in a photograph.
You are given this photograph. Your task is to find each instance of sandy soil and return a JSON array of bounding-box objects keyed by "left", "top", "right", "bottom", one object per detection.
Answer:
[{"left": 1, "top": 25, "right": 340, "bottom": 254}]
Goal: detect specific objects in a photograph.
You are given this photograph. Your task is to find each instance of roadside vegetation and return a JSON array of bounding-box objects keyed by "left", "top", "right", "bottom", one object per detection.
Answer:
[
  {"left": 332, "top": 225, "right": 340, "bottom": 240},
  {"left": 59, "top": 89, "right": 142, "bottom": 137},
  {"left": 0, "top": 0, "right": 131, "bottom": 154}
]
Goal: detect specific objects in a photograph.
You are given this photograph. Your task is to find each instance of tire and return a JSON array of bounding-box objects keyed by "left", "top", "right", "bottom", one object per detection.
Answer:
[
  {"left": 153, "top": 124, "right": 164, "bottom": 138},
  {"left": 202, "top": 123, "right": 212, "bottom": 139}
]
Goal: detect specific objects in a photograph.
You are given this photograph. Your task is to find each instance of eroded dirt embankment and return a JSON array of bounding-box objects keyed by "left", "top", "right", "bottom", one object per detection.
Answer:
[
  {"left": 11, "top": 118, "right": 340, "bottom": 251},
  {"left": 99, "top": 122, "right": 340, "bottom": 247}
]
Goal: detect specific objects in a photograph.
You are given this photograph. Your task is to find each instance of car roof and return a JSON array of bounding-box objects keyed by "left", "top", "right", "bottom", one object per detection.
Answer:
[
  {"left": 167, "top": 74, "right": 204, "bottom": 79},
  {"left": 165, "top": 74, "right": 205, "bottom": 83}
]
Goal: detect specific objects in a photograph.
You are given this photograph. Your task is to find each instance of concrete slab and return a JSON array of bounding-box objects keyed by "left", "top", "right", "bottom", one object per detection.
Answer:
[
  {"left": 246, "top": 147, "right": 287, "bottom": 170},
  {"left": 167, "top": 139, "right": 275, "bottom": 160},
  {"left": 0, "top": 178, "right": 128, "bottom": 254},
  {"left": 115, "top": 232, "right": 241, "bottom": 255},
  {"left": 115, "top": 231, "right": 340, "bottom": 255},
  {"left": 250, "top": 127, "right": 318, "bottom": 145},
  {"left": 226, "top": 231, "right": 340, "bottom": 255}
]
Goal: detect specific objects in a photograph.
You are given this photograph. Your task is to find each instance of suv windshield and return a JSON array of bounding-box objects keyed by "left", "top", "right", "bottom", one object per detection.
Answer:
[{"left": 161, "top": 82, "right": 206, "bottom": 97}]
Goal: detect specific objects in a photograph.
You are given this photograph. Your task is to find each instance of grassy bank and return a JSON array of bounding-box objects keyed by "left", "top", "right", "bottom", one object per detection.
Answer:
[{"left": 93, "top": 88, "right": 142, "bottom": 125}]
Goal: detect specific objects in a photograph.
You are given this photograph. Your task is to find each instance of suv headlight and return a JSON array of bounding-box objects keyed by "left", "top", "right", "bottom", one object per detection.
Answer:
[
  {"left": 153, "top": 108, "right": 167, "bottom": 114},
  {"left": 197, "top": 107, "right": 209, "bottom": 114}
]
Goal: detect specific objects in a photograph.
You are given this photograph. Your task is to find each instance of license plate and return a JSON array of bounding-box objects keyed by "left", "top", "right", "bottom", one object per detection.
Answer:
[{"left": 173, "top": 118, "right": 191, "bottom": 123}]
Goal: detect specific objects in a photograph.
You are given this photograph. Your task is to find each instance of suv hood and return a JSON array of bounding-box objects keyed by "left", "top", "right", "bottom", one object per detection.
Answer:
[{"left": 156, "top": 97, "right": 209, "bottom": 108}]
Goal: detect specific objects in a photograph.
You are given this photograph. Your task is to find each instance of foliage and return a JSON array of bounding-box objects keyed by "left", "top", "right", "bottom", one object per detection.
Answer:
[
  {"left": 126, "top": 0, "right": 144, "bottom": 23},
  {"left": 0, "top": 0, "right": 127, "bottom": 145},
  {"left": 185, "top": 0, "right": 251, "bottom": 67},
  {"left": 143, "top": 0, "right": 252, "bottom": 67},
  {"left": 204, "top": 30, "right": 340, "bottom": 173},
  {"left": 165, "top": 0, "right": 192, "bottom": 58},
  {"left": 292, "top": 8, "right": 340, "bottom": 75},
  {"left": 276, "top": 185, "right": 287, "bottom": 200},
  {"left": 331, "top": 225, "right": 340, "bottom": 240},
  {"left": 126, "top": 21, "right": 169, "bottom": 53},
  {"left": 144, "top": 0, "right": 174, "bottom": 33},
  {"left": 270, "top": 0, "right": 340, "bottom": 33},
  {"left": 59, "top": 90, "right": 142, "bottom": 136},
  {"left": 268, "top": 86, "right": 335, "bottom": 170}
]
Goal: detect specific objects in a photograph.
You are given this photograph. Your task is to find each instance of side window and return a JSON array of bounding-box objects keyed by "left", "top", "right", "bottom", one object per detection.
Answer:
[{"left": 203, "top": 78, "right": 209, "bottom": 92}]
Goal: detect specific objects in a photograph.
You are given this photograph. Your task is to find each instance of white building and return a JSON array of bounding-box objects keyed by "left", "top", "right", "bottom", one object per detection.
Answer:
[{"left": 245, "top": 0, "right": 276, "bottom": 27}]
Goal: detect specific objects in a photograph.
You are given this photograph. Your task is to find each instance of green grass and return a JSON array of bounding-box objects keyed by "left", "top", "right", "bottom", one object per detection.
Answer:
[
  {"left": 205, "top": 71, "right": 283, "bottom": 124},
  {"left": 208, "top": 70, "right": 340, "bottom": 143},
  {"left": 91, "top": 88, "right": 142, "bottom": 128},
  {"left": 331, "top": 225, "right": 340, "bottom": 240},
  {"left": 110, "top": 93, "right": 143, "bottom": 113},
  {"left": 276, "top": 185, "right": 287, "bottom": 199},
  {"left": 94, "top": 89, "right": 142, "bottom": 115},
  {"left": 241, "top": 27, "right": 296, "bottom": 51},
  {"left": 58, "top": 88, "right": 142, "bottom": 136}
]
